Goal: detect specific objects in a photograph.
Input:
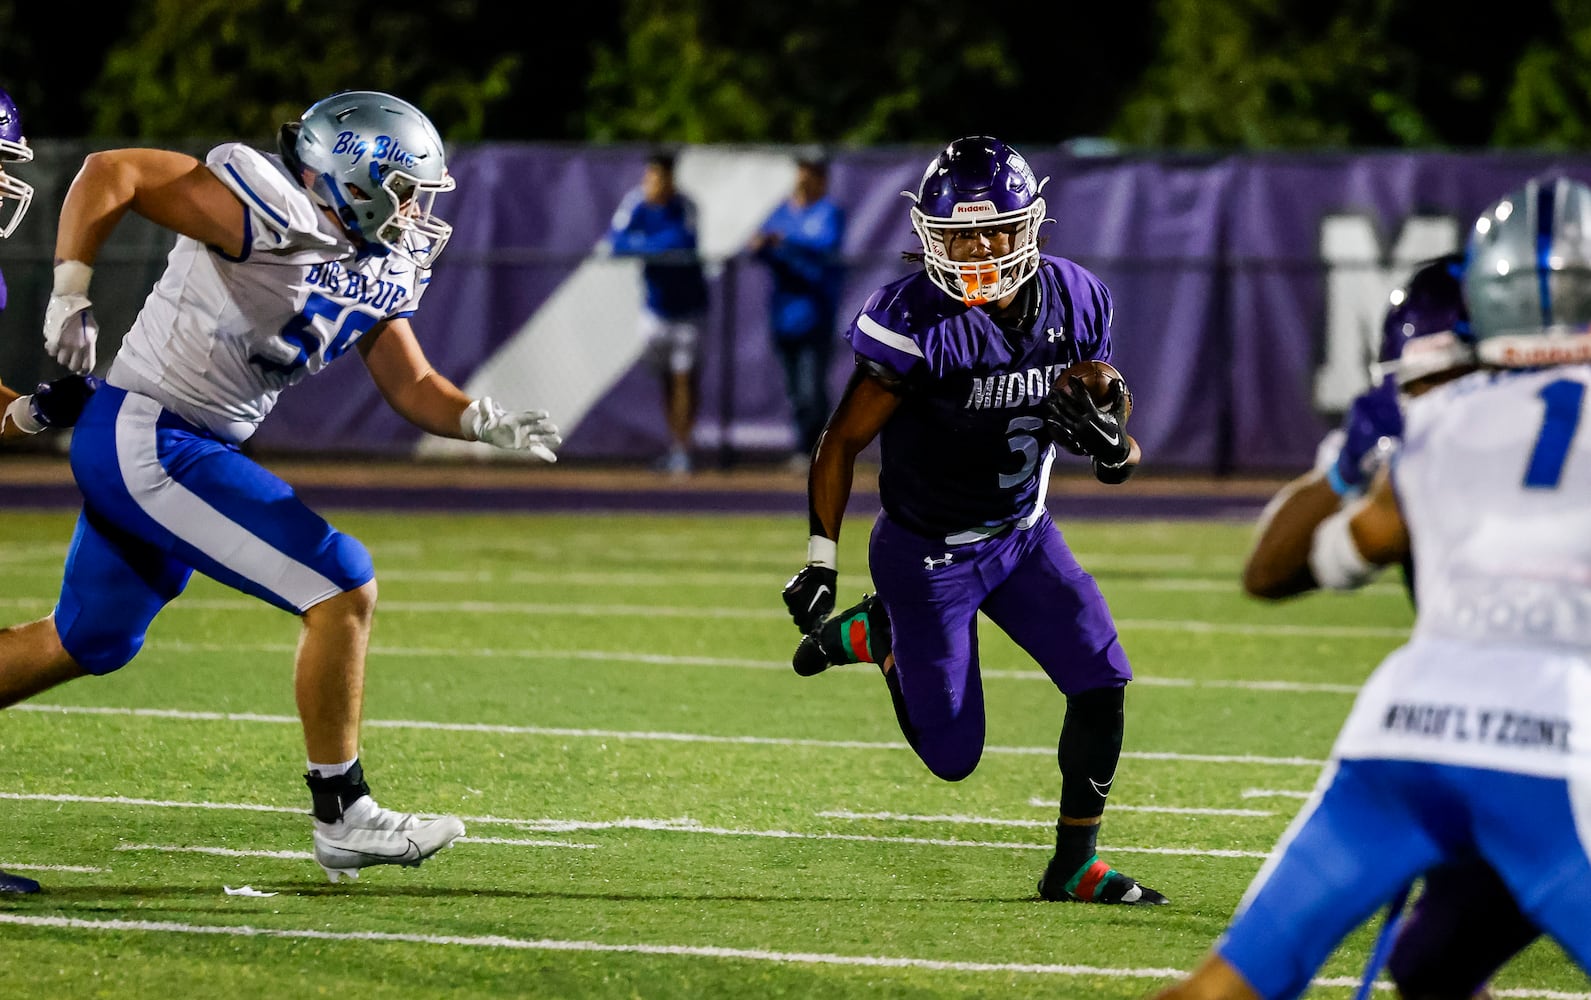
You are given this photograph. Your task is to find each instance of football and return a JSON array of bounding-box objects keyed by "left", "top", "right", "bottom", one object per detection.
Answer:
[{"left": 1060, "top": 359, "right": 1132, "bottom": 422}]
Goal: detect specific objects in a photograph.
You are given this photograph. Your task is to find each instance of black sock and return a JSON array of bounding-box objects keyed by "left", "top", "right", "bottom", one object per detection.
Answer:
[
  {"left": 1054, "top": 685, "right": 1125, "bottom": 868},
  {"left": 304, "top": 759, "right": 370, "bottom": 823},
  {"left": 1052, "top": 822, "right": 1101, "bottom": 876}
]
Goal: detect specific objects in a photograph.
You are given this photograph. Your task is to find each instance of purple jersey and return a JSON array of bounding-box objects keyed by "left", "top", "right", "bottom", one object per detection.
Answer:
[{"left": 845, "top": 254, "right": 1114, "bottom": 538}]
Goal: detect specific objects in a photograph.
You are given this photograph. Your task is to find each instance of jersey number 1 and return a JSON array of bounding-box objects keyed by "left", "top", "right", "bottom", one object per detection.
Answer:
[{"left": 1524, "top": 379, "right": 1586, "bottom": 489}]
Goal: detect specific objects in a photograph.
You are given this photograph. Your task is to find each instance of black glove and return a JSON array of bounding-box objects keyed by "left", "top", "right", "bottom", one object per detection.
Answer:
[
  {"left": 1041, "top": 376, "right": 1130, "bottom": 465},
  {"left": 782, "top": 564, "right": 838, "bottom": 634},
  {"left": 31, "top": 374, "right": 101, "bottom": 429}
]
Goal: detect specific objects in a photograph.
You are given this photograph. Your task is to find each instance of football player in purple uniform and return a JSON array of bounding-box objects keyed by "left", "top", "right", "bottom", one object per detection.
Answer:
[
  {"left": 0, "top": 85, "right": 98, "bottom": 894},
  {"left": 781, "top": 136, "right": 1165, "bottom": 905},
  {"left": 1244, "top": 254, "right": 1537, "bottom": 999}
]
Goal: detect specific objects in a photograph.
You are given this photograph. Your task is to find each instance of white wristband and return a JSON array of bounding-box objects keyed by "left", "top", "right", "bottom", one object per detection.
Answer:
[
  {"left": 1308, "top": 507, "right": 1377, "bottom": 591},
  {"left": 52, "top": 260, "right": 94, "bottom": 297},
  {"left": 806, "top": 535, "right": 838, "bottom": 570},
  {"left": 3, "top": 394, "right": 44, "bottom": 435},
  {"left": 459, "top": 399, "right": 484, "bottom": 441}
]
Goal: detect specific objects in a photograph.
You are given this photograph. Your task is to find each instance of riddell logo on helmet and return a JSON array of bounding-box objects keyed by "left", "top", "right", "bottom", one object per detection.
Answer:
[
  {"left": 1482, "top": 336, "right": 1591, "bottom": 367},
  {"left": 953, "top": 201, "right": 997, "bottom": 216}
]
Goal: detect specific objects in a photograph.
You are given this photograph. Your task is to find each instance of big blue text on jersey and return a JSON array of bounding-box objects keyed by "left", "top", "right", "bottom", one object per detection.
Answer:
[{"left": 306, "top": 262, "right": 411, "bottom": 312}]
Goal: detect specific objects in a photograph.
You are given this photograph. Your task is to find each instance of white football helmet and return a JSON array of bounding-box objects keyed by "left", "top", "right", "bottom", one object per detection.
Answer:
[
  {"left": 1464, "top": 175, "right": 1591, "bottom": 367},
  {"left": 0, "top": 86, "right": 35, "bottom": 239},
  {"left": 284, "top": 90, "right": 455, "bottom": 269}
]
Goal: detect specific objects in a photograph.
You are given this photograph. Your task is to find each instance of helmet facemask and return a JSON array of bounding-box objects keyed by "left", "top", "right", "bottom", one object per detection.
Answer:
[
  {"left": 310, "top": 160, "right": 455, "bottom": 270},
  {"left": 911, "top": 198, "right": 1046, "bottom": 306},
  {"left": 0, "top": 98, "right": 34, "bottom": 239}
]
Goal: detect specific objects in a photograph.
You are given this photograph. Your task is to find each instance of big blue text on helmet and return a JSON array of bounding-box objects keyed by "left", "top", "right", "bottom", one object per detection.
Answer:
[{"left": 331, "top": 131, "right": 422, "bottom": 171}]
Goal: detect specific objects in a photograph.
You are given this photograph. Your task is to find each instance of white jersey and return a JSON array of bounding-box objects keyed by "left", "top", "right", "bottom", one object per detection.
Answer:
[
  {"left": 1334, "top": 365, "right": 1591, "bottom": 777},
  {"left": 107, "top": 142, "right": 430, "bottom": 442}
]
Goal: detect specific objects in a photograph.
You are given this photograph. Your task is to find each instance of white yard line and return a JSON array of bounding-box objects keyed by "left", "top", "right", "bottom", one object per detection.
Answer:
[
  {"left": 0, "top": 596, "right": 1412, "bottom": 639},
  {"left": 6, "top": 636, "right": 1366, "bottom": 693},
  {"left": 1241, "top": 789, "right": 1315, "bottom": 800},
  {"left": 1018, "top": 800, "right": 1274, "bottom": 817},
  {"left": 0, "top": 914, "right": 1581, "bottom": 997},
  {"left": 9, "top": 704, "right": 1330, "bottom": 767},
  {"left": 833, "top": 807, "right": 1273, "bottom": 824},
  {"left": 114, "top": 837, "right": 599, "bottom": 857},
  {"left": 5, "top": 793, "right": 1270, "bottom": 859},
  {"left": 0, "top": 862, "right": 104, "bottom": 873}
]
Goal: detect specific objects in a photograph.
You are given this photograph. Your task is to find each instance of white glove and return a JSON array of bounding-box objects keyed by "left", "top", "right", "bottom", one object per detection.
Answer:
[
  {"left": 2, "top": 394, "right": 44, "bottom": 435},
  {"left": 461, "top": 396, "right": 562, "bottom": 462},
  {"left": 43, "top": 261, "right": 99, "bottom": 375}
]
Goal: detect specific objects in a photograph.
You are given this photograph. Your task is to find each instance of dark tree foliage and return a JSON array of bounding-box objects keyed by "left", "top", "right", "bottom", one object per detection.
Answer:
[
  {"left": 581, "top": 0, "right": 1156, "bottom": 144},
  {"left": 1113, "top": 0, "right": 1568, "bottom": 150},
  {"left": 0, "top": 0, "right": 1586, "bottom": 149}
]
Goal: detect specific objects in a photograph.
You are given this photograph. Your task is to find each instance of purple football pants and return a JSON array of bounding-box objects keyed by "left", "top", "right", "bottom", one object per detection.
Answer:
[{"left": 867, "top": 509, "right": 1132, "bottom": 780}]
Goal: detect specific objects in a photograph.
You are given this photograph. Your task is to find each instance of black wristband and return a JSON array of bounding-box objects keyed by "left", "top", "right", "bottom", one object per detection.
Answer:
[{"left": 1093, "top": 456, "right": 1135, "bottom": 485}]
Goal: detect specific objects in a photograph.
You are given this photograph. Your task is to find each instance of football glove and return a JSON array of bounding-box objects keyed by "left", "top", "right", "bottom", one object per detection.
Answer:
[
  {"left": 43, "top": 261, "right": 99, "bottom": 375},
  {"left": 782, "top": 564, "right": 838, "bottom": 635},
  {"left": 1041, "top": 376, "right": 1131, "bottom": 465},
  {"left": 462, "top": 396, "right": 562, "bottom": 462},
  {"left": 32, "top": 374, "right": 100, "bottom": 429},
  {"left": 1329, "top": 381, "right": 1403, "bottom": 496},
  {"left": 3, "top": 374, "right": 100, "bottom": 436}
]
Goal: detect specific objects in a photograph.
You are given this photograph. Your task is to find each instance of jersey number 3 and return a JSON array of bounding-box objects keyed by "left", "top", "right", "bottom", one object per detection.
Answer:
[{"left": 1524, "top": 379, "right": 1586, "bottom": 489}]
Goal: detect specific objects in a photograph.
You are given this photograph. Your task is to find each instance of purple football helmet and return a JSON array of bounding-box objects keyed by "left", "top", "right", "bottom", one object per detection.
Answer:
[
  {"left": 907, "top": 136, "right": 1048, "bottom": 306},
  {"left": 0, "top": 86, "right": 33, "bottom": 238},
  {"left": 1373, "top": 252, "right": 1475, "bottom": 389}
]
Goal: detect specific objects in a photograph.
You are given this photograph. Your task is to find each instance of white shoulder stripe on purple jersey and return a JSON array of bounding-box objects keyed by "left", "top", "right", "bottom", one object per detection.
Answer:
[{"left": 857, "top": 313, "right": 925, "bottom": 359}]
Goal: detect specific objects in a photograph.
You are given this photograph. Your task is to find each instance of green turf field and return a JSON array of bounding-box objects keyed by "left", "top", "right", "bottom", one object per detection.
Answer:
[{"left": 1, "top": 508, "right": 1583, "bottom": 998}]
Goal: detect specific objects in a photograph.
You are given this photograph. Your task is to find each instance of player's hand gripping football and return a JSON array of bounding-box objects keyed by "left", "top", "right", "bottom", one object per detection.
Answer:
[
  {"left": 1041, "top": 374, "right": 1131, "bottom": 466},
  {"left": 782, "top": 564, "right": 838, "bottom": 634},
  {"left": 462, "top": 396, "right": 562, "bottom": 463}
]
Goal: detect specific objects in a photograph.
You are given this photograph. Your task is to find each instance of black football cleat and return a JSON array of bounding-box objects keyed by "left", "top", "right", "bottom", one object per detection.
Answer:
[
  {"left": 0, "top": 869, "right": 41, "bottom": 894},
  {"left": 791, "top": 594, "right": 892, "bottom": 677},
  {"left": 1037, "top": 854, "right": 1168, "bottom": 905}
]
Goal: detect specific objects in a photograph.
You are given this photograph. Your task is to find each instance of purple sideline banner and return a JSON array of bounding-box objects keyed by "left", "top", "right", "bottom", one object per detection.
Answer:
[{"left": 239, "top": 147, "right": 1591, "bottom": 472}]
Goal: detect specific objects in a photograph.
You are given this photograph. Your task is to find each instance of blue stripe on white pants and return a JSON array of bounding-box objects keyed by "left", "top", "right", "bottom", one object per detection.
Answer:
[
  {"left": 65, "top": 386, "right": 372, "bottom": 615},
  {"left": 1215, "top": 757, "right": 1591, "bottom": 999}
]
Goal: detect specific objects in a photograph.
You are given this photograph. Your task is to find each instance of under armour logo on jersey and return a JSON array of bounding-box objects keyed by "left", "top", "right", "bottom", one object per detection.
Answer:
[
  {"left": 1047, "top": 326, "right": 1065, "bottom": 343},
  {"left": 924, "top": 553, "right": 954, "bottom": 570}
]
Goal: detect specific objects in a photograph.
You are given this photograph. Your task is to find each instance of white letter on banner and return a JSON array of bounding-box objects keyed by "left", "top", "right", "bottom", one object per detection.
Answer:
[{"left": 1316, "top": 215, "right": 1460, "bottom": 413}]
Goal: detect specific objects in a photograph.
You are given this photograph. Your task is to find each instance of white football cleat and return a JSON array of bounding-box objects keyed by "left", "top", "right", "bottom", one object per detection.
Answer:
[{"left": 312, "top": 796, "right": 465, "bottom": 883}]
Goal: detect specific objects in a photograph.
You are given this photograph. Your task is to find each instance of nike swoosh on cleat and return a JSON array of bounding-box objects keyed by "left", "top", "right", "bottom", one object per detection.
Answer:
[
  {"left": 331, "top": 841, "right": 421, "bottom": 863},
  {"left": 807, "top": 585, "right": 832, "bottom": 614}
]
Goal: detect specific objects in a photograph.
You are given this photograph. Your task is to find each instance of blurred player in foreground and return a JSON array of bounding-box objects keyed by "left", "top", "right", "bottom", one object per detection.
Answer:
[
  {"left": 1149, "top": 177, "right": 1591, "bottom": 997},
  {"left": 1245, "top": 253, "right": 1538, "bottom": 999},
  {"left": 0, "top": 89, "right": 561, "bottom": 884},
  {"left": 781, "top": 136, "right": 1165, "bottom": 904}
]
